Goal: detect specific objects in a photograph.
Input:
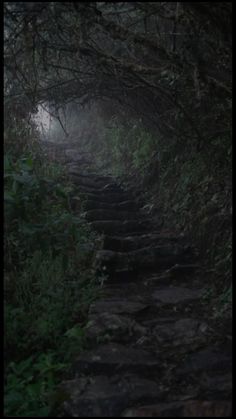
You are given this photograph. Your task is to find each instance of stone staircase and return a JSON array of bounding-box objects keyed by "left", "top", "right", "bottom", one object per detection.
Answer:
[{"left": 45, "top": 143, "right": 232, "bottom": 417}]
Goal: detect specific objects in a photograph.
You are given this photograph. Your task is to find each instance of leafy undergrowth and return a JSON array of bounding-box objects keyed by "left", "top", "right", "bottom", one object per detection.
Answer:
[
  {"left": 4, "top": 152, "right": 104, "bottom": 417},
  {"left": 157, "top": 137, "right": 232, "bottom": 315},
  {"left": 83, "top": 117, "right": 157, "bottom": 178}
]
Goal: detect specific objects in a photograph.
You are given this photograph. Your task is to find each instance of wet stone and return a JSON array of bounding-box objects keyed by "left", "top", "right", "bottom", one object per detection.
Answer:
[
  {"left": 153, "top": 286, "right": 203, "bottom": 305},
  {"left": 95, "top": 245, "right": 193, "bottom": 274},
  {"left": 79, "top": 191, "right": 132, "bottom": 204},
  {"left": 90, "top": 220, "right": 151, "bottom": 235},
  {"left": 68, "top": 174, "right": 119, "bottom": 191},
  {"left": 86, "top": 312, "right": 146, "bottom": 342},
  {"left": 89, "top": 298, "right": 148, "bottom": 316},
  {"left": 85, "top": 209, "right": 142, "bottom": 222},
  {"left": 66, "top": 169, "right": 115, "bottom": 185},
  {"left": 153, "top": 318, "right": 209, "bottom": 346},
  {"left": 200, "top": 372, "right": 232, "bottom": 396},
  {"left": 121, "top": 400, "right": 232, "bottom": 417},
  {"left": 72, "top": 343, "right": 161, "bottom": 376},
  {"left": 117, "top": 200, "right": 141, "bottom": 211},
  {"left": 103, "top": 233, "right": 182, "bottom": 252},
  {"left": 176, "top": 344, "right": 232, "bottom": 375},
  {"left": 65, "top": 150, "right": 91, "bottom": 163},
  {"left": 57, "top": 374, "right": 162, "bottom": 417},
  {"left": 84, "top": 199, "right": 140, "bottom": 212}
]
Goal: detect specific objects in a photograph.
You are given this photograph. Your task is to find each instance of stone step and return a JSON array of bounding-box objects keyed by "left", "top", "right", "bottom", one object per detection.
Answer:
[
  {"left": 95, "top": 245, "right": 193, "bottom": 274},
  {"left": 66, "top": 168, "right": 115, "bottom": 184},
  {"left": 56, "top": 374, "right": 162, "bottom": 417},
  {"left": 103, "top": 233, "right": 183, "bottom": 252},
  {"left": 85, "top": 209, "right": 142, "bottom": 222},
  {"left": 170, "top": 345, "right": 232, "bottom": 407},
  {"left": 70, "top": 176, "right": 124, "bottom": 193},
  {"left": 84, "top": 199, "right": 141, "bottom": 212},
  {"left": 86, "top": 308, "right": 209, "bottom": 348},
  {"left": 198, "top": 371, "right": 232, "bottom": 399},
  {"left": 122, "top": 400, "right": 232, "bottom": 417},
  {"left": 68, "top": 173, "right": 122, "bottom": 191},
  {"left": 90, "top": 219, "right": 152, "bottom": 236},
  {"left": 70, "top": 183, "right": 128, "bottom": 196},
  {"left": 78, "top": 191, "right": 136, "bottom": 204},
  {"left": 89, "top": 297, "right": 149, "bottom": 316},
  {"left": 151, "top": 317, "right": 209, "bottom": 347},
  {"left": 175, "top": 344, "right": 232, "bottom": 376},
  {"left": 65, "top": 150, "right": 93, "bottom": 163},
  {"left": 85, "top": 312, "right": 146, "bottom": 343},
  {"left": 72, "top": 343, "right": 161, "bottom": 377},
  {"left": 67, "top": 170, "right": 140, "bottom": 196},
  {"left": 152, "top": 286, "right": 203, "bottom": 305}
]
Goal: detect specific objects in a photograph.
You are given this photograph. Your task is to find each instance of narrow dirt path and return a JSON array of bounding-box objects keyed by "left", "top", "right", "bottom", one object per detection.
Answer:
[{"left": 46, "top": 143, "right": 232, "bottom": 417}]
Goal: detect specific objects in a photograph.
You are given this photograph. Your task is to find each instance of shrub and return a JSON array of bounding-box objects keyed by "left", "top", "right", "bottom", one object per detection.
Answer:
[{"left": 4, "top": 150, "right": 102, "bottom": 416}]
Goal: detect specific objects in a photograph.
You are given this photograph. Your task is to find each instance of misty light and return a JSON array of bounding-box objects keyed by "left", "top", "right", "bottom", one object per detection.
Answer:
[{"left": 33, "top": 104, "right": 51, "bottom": 135}]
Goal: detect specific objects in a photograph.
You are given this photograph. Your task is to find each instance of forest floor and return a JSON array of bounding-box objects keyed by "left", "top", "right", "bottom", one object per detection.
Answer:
[{"left": 44, "top": 141, "right": 232, "bottom": 417}]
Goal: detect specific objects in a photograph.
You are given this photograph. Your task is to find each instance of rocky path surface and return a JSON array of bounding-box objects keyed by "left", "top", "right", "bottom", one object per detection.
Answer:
[{"left": 45, "top": 143, "right": 232, "bottom": 417}]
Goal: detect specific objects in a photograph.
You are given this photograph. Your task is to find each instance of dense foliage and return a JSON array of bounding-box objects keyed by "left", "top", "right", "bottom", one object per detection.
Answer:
[
  {"left": 4, "top": 2, "right": 231, "bottom": 138},
  {"left": 4, "top": 124, "right": 103, "bottom": 415}
]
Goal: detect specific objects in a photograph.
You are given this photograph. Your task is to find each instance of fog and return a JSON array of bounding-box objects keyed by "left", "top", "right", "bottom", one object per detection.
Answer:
[
  {"left": 33, "top": 102, "right": 105, "bottom": 152},
  {"left": 33, "top": 105, "right": 51, "bottom": 137}
]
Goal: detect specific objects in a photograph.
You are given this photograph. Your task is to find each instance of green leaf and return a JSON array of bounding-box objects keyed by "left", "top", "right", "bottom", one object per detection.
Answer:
[
  {"left": 20, "top": 157, "right": 33, "bottom": 170},
  {"left": 4, "top": 191, "right": 15, "bottom": 202},
  {"left": 4, "top": 390, "right": 24, "bottom": 405},
  {"left": 4, "top": 155, "right": 12, "bottom": 171},
  {"left": 64, "top": 325, "right": 84, "bottom": 339},
  {"left": 34, "top": 406, "right": 51, "bottom": 416},
  {"left": 9, "top": 357, "right": 34, "bottom": 375},
  {"left": 12, "top": 173, "right": 32, "bottom": 184}
]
